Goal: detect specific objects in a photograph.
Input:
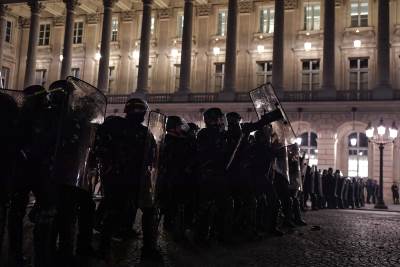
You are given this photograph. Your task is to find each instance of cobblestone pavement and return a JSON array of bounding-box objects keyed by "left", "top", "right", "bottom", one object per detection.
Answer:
[{"left": 2, "top": 209, "right": 400, "bottom": 267}]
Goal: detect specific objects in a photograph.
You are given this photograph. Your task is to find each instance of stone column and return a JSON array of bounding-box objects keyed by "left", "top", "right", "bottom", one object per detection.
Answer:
[
  {"left": 24, "top": 0, "right": 42, "bottom": 88},
  {"left": 60, "top": 0, "right": 79, "bottom": 79},
  {"left": 375, "top": 0, "right": 392, "bottom": 98},
  {"left": 177, "top": 0, "right": 194, "bottom": 95},
  {"left": 97, "top": 0, "right": 116, "bottom": 92},
  {"left": 321, "top": 0, "right": 335, "bottom": 95},
  {"left": 220, "top": 0, "right": 238, "bottom": 100},
  {"left": 272, "top": 0, "right": 284, "bottom": 95},
  {"left": 0, "top": 5, "right": 6, "bottom": 71},
  {"left": 135, "top": 0, "right": 153, "bottom": 95}
]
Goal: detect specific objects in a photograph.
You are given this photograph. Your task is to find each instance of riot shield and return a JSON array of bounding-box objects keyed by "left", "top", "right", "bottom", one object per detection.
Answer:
[
  {"left": 250, "top": 83, "right": 296, "bottom": 182},
  {"left": 51, "top": 77, "right": 107, "bottom": 190},
  {"left": 249, "top": 83, "right": 296, "bottom": 146},
  {"left": 139, "top": 110, "right": 167, "bottom": 208},
  {"left": 288, "top": 144, "right": 303, "bottom": 191},
  {"left": 0, "top": 88, "right": 24, "bottom": 107}
]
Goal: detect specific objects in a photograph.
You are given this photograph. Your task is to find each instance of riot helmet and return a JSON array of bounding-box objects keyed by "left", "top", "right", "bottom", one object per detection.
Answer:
[
  {"left": 48, "top": 80, "right": 74, "bottom": 110},
  {"left": 124, "top": 98, "right": 149, "bottom": 123},
  {"left": 166, "top": 115, "right": 190, "bottom": 136},
  {"left": 203, "top": 107, "right": 226, "bottom": 132},
  {"left": 22, "top": 85, "right": 48, "bottom": 110}
]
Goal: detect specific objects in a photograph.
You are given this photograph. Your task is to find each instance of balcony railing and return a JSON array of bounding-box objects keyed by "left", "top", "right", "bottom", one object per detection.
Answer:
[{"left": 106, "top": 89, "right": 400, "bottom": 104}]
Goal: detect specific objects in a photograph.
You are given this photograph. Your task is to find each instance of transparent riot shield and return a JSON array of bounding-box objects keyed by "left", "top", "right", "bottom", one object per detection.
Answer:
[
  {"left": 139, "top": 111, "right": 167, "bottom": 208},
  {"left": 0, "top": 88, "right": 24, "bottom": 107},
  {"left": 288, "top": 144, "right": 303, "bottom": 191},
  {"left": 51, "top": 77, "right": 107, "bottom": 190},
  {"left": 250, "top": 83, "right": 296, "bottom": 182}
]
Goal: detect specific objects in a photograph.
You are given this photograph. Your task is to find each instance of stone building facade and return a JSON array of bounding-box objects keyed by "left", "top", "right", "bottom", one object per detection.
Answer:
[{"left": 1, "top": 0, "right": 400, "bottom": 201}]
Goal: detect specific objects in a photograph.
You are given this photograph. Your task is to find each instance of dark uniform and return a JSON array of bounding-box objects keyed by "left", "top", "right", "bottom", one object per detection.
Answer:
[
  {"left": 95, "top": 98, "right": 160, "bottom": 259},
  {"left": 159, "top": 116, "right": 196, "bottom": 240},
  {"left": 0, "top": 91, "right": 20, "bottom": 254},
  {"left": 9, "top": 85, "right": 59, "bottom": 267},
  {"left": 195, "top": 108, "right": 233, "bottom": 243}
]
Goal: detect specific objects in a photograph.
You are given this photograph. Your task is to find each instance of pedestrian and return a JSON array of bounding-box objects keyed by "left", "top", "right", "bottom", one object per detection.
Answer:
[{"left": 391, "top": 182, "right": 399, "bottom": 204}]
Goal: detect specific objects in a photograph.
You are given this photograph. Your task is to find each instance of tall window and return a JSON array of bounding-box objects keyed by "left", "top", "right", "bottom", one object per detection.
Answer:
[
  {"left": 108, "top": 66, "right": 115, "bottom": 92},
  {"left": 5, "top": 20, "right": 12, "bottom": 43},
  {"left": 111, "top": 18, "right": 118, "bottom": 42},
  {"left": 150, "top": 16, "right": 155, "bottom": 35},
  {"left": 35, "top": 69, "right": 47, "bottom": 87},
  {"left": 348, "top": 132, "right": 368, "bottom": 177},
  {"left": 217, "top": 10, "right": 227, "bottom": 36},
  {"left": 299, "top": 132, "right": 318, "bottom": 166},
  {"left": 349, "top": 58, "right": 368, "bottom": 90},
  {"left": 177, "top": 14, "right": 184, "bottom": 38},
  {"left": 71, "top": 68, "right": 80, "bottom": 78},
  {"left": 259, "top": 7, "right": 274, "bottom": 34},
  {"left": 0, "top": 67, "right": 10, "bottom": 89},
  {"left": 214, "top": 63, "right": 225, "bottom": 91},
  {"left": 256, "top": 61, "right": 273, "bottom": 86},
  {"left": 304, "top": 3, "right": 320, "bottom": 31},
  {"left": 302, "top": 59, "right": 320, "bottom": 91},
  {"left": 174, "top": 64, "right": 181, "bottom": 91},
  {"left": 38, "top": 24, "right": 51, "bottom": 46},
  {"left": 73, "top": 22, "right": 84, "bottom": 44},
  {"left": 351, "top": 0, "right": 368, "bottom": 27}
]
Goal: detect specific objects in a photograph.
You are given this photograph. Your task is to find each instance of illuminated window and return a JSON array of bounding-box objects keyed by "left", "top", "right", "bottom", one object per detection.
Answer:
[
  {"left": 71, "top": 68, "right": 80, "bottom": 78},
  {"left": 217, "top": 10, "right": 227, "bottom": 36},
  {"left": 214, "top": 63, "right": 224, "bottom": 91},
  {"left": 351, "top": 0, "right": 368, "bottom": 27},
  {"left": 299, "top": 132, "right": 318, "bottom": 166},
  {"left": 1, "top": 67, "right": 10, "bottom": 89},
  {"left": 349, "top": 58, "right": 368, "bottom": 90},
  {"left": 150, "top": 16, "right": 155, "bottom": 35},
  {"left": 73, "top": 22, "right": 84, "bottom": 44},
  {"left": 111, "top": 18, "right": 118, "bottom": 42},
  {"left": 256, "top": 61, "right": 272, "bottom": 86},
  {"left": 304, "top": 3, "right": 320, "bottom": 31},
  {"left": 35, "top": 69, "right": 47, "bottom": 87},
  {"left": 302, "top": 59, "right": 320, "bottom": 91},
  {"left": 174, "top": 64, "right": 180, "bottom": 91},
  {"left": 5, "top": 20, "right": 12, "bottom": 43},
  {"left": 38, "top": 24, "right": 51, "bottom": 46},
  {"left": 259, "top": 7, "right": 274, "bottom": 33},
  {"left": 177, "top": 13, "right": 184, "bottom": 38},
  {"left": 348, "top": 132, "right": 368, "bottom": 177},
  {"left": 108, "top": 66, "right": 115, "bottom": 92}
]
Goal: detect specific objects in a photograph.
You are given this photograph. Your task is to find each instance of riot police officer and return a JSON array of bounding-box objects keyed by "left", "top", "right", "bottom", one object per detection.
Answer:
[
  {"left": 9, "top": 85, "right": 59, "bottom": 267},
  {"left": 0, "top": 91, "right": 20, "bottom": 255},
  {"left": 159, "top": 115, "right": 195, "bottom": 240},
  {"left": 95, "top": 98, "right": 161, "bottom": 260},
  {"left": 195, "top": 107, "right": 233, "bottom": 244}
]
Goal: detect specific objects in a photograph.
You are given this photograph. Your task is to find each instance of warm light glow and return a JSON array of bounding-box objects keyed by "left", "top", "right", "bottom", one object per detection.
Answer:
[
  {"left": 355, "top": 28, "right": 360, "bottom": 33},
  {"left": 132, "top": 50, "right": 139, "bottom": 59},
  {"left": 366, "top": 126, "right": 374, "bottom": 138},
  {"left": 296, "top": 137, "right": 302, "bottom": 145},
  {"left": 377, "top": 125, "right": 386, "bottom": 136},
  {"left": 304, "top": 42, "right": 312, "bottom": 51},
  {"left": 95, "top": 52, "right": 102, "bottom": 61},
  {"left": 59, "top": 55, "right": 64, "bottom": 62},
  {"left": 257, "top": 45, "right": 265, "bottom": 53},
  {"left": 350, "top": 138, "right": 357, "bottom": 147},
  {"left": 171, "top": 48, "right": 179, "bottom": 58},
  {"left": 306, "top": 32, "right": 310, "bottom": 36},
  {"left": 353, "top": 40, "right": 361, "bottom": 48},
  {"left": 389, "top": 121, "right": 398, "bottom": 139},
  {"left": 315, "top": 149, "right": 318, "bottom": 153},
  {"left": 213, "top": 46, "right": 221, "bottom": 55}
]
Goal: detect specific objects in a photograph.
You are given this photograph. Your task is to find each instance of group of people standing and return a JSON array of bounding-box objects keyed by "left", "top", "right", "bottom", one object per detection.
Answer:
[{"left": 0, "top": 77, "right": 380, "bottom": 267}]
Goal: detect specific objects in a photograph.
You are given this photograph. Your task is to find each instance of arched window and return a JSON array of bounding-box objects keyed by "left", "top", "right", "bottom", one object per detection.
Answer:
[
  {"left": 299, "top": 131, "right": 318, "bottom": 166},
  {"left": 348, "top": 132, "right": 368, "bottom": 177}
]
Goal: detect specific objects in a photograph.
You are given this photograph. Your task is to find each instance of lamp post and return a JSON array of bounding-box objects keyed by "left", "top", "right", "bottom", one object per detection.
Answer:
[{"left": 365, "top": 118, "right": 398, "bottom": 209}]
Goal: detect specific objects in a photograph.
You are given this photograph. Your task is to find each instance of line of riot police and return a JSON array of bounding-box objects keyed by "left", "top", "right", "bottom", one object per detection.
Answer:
[
  {"left": 1, "top": 80, "right": 313, "bottom": 266},
  {"left": 301, "top": 166, "right": 367, "bottom": 210}
]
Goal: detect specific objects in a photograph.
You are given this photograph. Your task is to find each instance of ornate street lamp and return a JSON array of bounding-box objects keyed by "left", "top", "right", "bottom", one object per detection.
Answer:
[{"left": 365, "top": 118, "right": 398, "bottom": 209}]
